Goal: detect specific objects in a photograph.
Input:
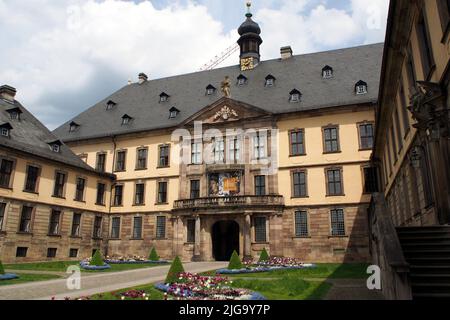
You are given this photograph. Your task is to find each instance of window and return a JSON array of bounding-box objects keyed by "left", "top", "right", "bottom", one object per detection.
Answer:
[
  {"left": 191, "top": 142, "right": 202, "bottom": 165},
  {"left": 135, "top": 183, "right": 145, "bottom": 205},
  {"left": 363, "top": 167, "right": 379, "bottom": 193},
  {"left": 327, "top": 168, "right": 343, "bottom": 196},
  {"left": 16, "top": 247, "right": 28, "bottom": 258},
  {"left": 47, "top": 248, "right": 57, "bottom": 258},
  {"left": 295, "top": 211, "right": 308, "bottom": 237},
  {"left": 136, "top": 148, "right": 148, "bottom": 170},
  {"left": 237, "top": 75, "right": 247, "bottom": 86},
  {"left": 133, "top": 217, "right": 143, "bottom": 239},
  {"left": 156, "top": 216, "right": 166, "bottom": 239},
  {"left": 406, "top": 47, "right": 417, "bottom": 91},
  {"left": 416, "top": 11, "right": 435, "bottom": 78},
  {"left": 254, "top": 217, "right": 267, "bottom": 243},
  {"left": 7, "top": 108, "right": 21, "bottom": 120},
  {"left": 289, "top": 89, "right": 302, "bottom": 103},
  {"left": 420, "top": 146, "right": 434, "bottom": 207},
  {"left": 69, "top": 122, "right": 80, "bottom": 133},
  {"left": 96, "top": 183, "right": 106, "bottom": 205},
  {"left": 19, "top": 206, "right": 33, "bottom": 233},
  {"left": 93, "top": 216, "right": 102, "bottom": 239},
  {"left": 253, "top": 133, "right": 266, "bottom": 159},
  {"left": 48, "top": 210, "right": 61, "bottom": 235},
  {"left": 159, "top": 145, "right": 170, "bottom": 167},
  {"left": 24, "top": 165, "right": 40, "bottom": 193},
  {"left": 290, "top": 129, "right": 305, "bottom": 156},
  {"left": 206, "top": 85, "right": 216, "bottom": 95},
  {"left": 122, "top": 114, "right": 132, "bottom": 125},
  {"left": 1, "top": 128, "right": 10, "bottom": 137},
  {"left": 330, "top": 209, "right": 345, "bottom": 236},
  {"left": 53, "top": 171, "right": 66, "bottom": 198},
  {"left": 0, "top": 203, "right": 6, "bottom": 230},
  {"left": 96, "top": 153, "right": 106, "bottom": 172},
  {"left": 160, "top": 93, "right": 169, "bottom": 103},
  {"left": 322, "top": 66, "right": 333, "bottom": 79},
  {"left": 254, "top": 176, "right": 266, "bottom": 196},
  {"left": 437, "top": 0, "right": 450, "bottom": 33},
  {"left": 115, "top": 150, "right": 126, "bottom": 171},
  {"left": 187, "top": 219, "right": 195, "bottom": 243},
  {"left": 292, "top": 171, "right": 307, "bottom": 198},
  {"left": 213, "top": 139, "right": 225, "bottom": 163},
  {"left": 323, "top": 126, "right": 340, "bottom": 153},
  {"left": 110, "top": 217, "right": 121, "bottom": 239},
  {"left": 106, "top": 100, "right": 116, "bottom": 110},
  {"left": 169, "top": 108, "right": 179, "bottom": 119},
  {"left": 113, "top": 185, "right": 123, "bottom": 206},
  {"left": 390, "top": 126, "right": 398, "bottom": 162},
  {"left": 51, "top": 144, "right": 61, "bottom": 153},
  {"left": 71, "top": 213, "right": 81, "bottom": 237},
  {"left": 394, "top": 109, "right": 403, "bottom": 151},
  {"left": 190, "top": 180, "right": 200, "bottom": 199},
  {"left": 158, "top": 182, "right": 168, "bottom": 204},
  {"left": 359, "top": 123, "right": 374, "bottom": 150},
  {"left": 69, "top": 248, "right": 79, "bottom": 258},
  {"left": 0, "top": 158, "right": 14, "bottom": 188},
  {"left": 399, "top": 82, "right": 410, "bottom": 135},
  {"left": 265, "top": 75, "right": 275, "bottom": 87},
  {"left": 75, "top": 177, "right": 86, "bottom": 202},
  {"left": 228, "top": 137, "right": 241, "bottom": 162},
  {"left": 355, "top": 81, "right": 368, "bottom": 94}
]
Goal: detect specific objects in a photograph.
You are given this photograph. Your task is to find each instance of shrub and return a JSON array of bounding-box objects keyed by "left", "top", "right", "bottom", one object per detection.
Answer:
[
  {"left": 149, "top": 247, "right": 160, "bottom": 261},
  {"left": 259, "top": 248, "right": 270, "bottom": 262},
  {"left": 228, "top": 250, "right": 243, "bottom": 270},
  {"left": 165, "top": 256, "right": 185, "bottom": 284},
  {"left": 0, "top": 260, "right": 4, "bottom": 275},
  {"left": 91, "top": 250, "right": 105, "bottom": 266}
]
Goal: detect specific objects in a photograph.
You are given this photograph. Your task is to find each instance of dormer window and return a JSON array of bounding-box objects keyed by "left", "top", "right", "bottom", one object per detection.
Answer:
[
  {"left": 6, "top": 107, "right": 22, "bottom": 121},
  {"left": 355, "top": 81, "right": 368, "bottom": 95},
  {"left": 0, "top": 123, "right": 12, "bottom": 137},
  {"left": 289, "top": 89, "right": 302, "bottom": 103},
  {"left": 322, "top": 65, "right": 333, "bottom": 79},
  {"left": 47, "top": 140, "right": 62, "bottom": 153},
  {"left": 169, "top": 107, "right": 180, "bottom": 119},
  {"left": 265, "top": 75, "right": 276, "bottom": 87},
  {"left": 106, "top": 100, "right": 117, "bottom": 110},
  {"left": 237, "top": 74, "right": 248, "bottom": 86},
  {"left": 206, "top": 85, "right": 216, "bottom": 96},
  {"left": 69, "top": 121, "right": 80, "bottom": 133},
  {"left": 122, "top": 114, "right": 133, "bottom": 125},
  {"left": 160, "top": 92, "right": 170, "bottom": 103}
]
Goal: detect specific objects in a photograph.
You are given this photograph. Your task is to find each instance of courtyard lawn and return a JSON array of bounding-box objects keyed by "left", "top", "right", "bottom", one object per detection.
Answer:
[
  {"left": 0, "top": 273, "right": 61, "bottom": 286},
  {"left": 4, "top": 261, "right": 169, "bottom": 273}
]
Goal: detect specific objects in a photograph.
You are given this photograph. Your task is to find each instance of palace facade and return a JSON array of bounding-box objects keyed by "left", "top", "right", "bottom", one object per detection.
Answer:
[{"left": 1, "top": 6, "right": 382, "bottom": 264}]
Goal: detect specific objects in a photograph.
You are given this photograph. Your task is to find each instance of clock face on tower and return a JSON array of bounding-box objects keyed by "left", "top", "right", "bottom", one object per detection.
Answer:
[{"left": 240, "top": 57, "right": 254, "bottom": 71}]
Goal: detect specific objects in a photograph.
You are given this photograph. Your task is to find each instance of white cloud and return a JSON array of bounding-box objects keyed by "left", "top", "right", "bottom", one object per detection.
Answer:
[{"left": 0, "top": 0, "right": 389, "bottom": 129}]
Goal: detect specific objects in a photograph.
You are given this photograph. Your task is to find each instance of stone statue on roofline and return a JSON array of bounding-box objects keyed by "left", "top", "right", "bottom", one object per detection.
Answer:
[{"left": 221, "top": 76, "right": 231, "bottom": 98}]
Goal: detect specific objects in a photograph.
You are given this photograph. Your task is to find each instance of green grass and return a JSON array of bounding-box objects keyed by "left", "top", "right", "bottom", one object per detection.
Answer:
[
  {"left": 4, "top": 261, "right": 169, "bottom": 273},
  {"left": 87, "top": 284, "right": 165, "bottom": 300},
  {"left": 0, "top": 273, "right": 61, "bottom": 286}
]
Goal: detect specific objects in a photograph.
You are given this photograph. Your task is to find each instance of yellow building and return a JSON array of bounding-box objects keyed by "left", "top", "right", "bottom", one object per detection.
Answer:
[
  {"left": 0, "top": 85, "right": 113, "bottom": 263},
  {"left": 52, "top": 7, "right": 382, "bottom": 263},
  {"left": 370, "top": 0, "right": 450, "bottom": 299}
]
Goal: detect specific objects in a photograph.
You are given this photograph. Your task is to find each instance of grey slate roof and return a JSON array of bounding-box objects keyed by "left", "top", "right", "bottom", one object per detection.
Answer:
[
  {"left": 54, "top": 43, "right": 384, "bottom": 142},
  {"left": 0, "top": 98, "right": 104, "bottom": 174}
]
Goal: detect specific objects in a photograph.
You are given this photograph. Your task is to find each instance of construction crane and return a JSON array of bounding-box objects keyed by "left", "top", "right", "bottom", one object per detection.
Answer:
[{"left": 199, "top": 43, "right": 240, "bottom": 71}]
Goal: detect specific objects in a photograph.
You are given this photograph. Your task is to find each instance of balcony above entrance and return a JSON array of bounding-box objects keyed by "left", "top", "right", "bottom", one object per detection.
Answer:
[{"left": 173, "top": 195, "right": 284, "bottom": 211}]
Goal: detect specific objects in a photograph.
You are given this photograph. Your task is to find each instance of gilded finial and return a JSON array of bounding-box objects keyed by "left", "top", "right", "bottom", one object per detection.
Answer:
[{"left": 246, "top": 1, "right": 252, "bottom": 17}]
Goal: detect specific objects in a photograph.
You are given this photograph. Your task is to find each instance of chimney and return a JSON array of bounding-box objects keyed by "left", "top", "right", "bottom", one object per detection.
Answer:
[
  {"left": 280, "top": 46, "right": 293, "bottom": 60},
  {"left": 0, "top": 85, "right": 17, "bottom": 102},
  {"left": 138, "top": 73, "right": 148, "bottom": 85}
]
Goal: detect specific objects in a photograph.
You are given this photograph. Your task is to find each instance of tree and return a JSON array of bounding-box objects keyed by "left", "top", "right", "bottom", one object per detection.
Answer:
[
  {"left": 165, "top": 256, "right": 185, "bottom": 284},
  {"left": 0, "top": 260, "right": 4, "bottom": 275},
  {"left": 228, "top": 250, "right": 243, "bottom": 270},
  {"left": 91, "top": 250, "right": 105, "bottom": 266},
  {"left": 149, "top": 247, "right": 160, "bottom": 261},
  {"left": 259, "top": 248, "right": 269, "bottom": 262}
]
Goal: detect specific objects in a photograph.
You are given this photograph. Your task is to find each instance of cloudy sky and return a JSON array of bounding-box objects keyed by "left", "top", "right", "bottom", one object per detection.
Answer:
[{"left": 0, "top": 0, "right": 389, "bottom": 130}]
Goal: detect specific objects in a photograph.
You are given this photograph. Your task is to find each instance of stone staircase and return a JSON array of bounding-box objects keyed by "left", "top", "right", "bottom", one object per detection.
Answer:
[{"left": 397, "top": 226, "right": 450, "bottom": 299}]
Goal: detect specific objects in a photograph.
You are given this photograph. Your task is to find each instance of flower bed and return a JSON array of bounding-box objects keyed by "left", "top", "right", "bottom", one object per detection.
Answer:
[
  {"left": 0, "top": 273, "right": 19, "bottom": 281},
  {"left": 217, "top": 256, "right": 316, "bottom": 274},
  {"left": 155, "top": 272, "right": 266, "bottom": 300},
  {"left": 80, "top": 260, "right": 111, "bottom": 271},
  {"left": 104, "top": 256, "right": 169, "bottom": 265}
]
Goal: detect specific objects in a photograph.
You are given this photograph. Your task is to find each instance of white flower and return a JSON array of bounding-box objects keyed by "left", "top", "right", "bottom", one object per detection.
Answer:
[{"left": 121, "top": 296, "right": 125, "bottom": 300}]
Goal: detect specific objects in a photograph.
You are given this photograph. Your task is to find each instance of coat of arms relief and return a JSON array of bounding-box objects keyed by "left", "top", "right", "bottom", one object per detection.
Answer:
[{"left": 214, "top": 105, "right": 239, "bottom": 121}]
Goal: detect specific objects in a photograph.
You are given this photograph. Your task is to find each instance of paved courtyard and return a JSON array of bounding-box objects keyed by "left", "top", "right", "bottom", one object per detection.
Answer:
[{"left": 1, "top": 262, "right": 227, "bottom": 300}]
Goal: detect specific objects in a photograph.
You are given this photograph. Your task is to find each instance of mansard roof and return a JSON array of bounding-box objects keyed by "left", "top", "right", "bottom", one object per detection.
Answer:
[{"left": 54, "top": 43, "right": 383, "bottom": 142}]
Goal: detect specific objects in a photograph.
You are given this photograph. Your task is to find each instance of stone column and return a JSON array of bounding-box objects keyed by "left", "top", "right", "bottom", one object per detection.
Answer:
[
  {"left": 193, "top": 215, "right": 201, "bottom": 261},
  {"left": 244, "top": 213, "right": 252, "bottom": 259}
]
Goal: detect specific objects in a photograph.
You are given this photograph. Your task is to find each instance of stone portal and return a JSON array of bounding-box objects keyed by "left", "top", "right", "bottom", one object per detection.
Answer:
[{"left": 211, "top": 220, "right": 240, "bottom": 261}]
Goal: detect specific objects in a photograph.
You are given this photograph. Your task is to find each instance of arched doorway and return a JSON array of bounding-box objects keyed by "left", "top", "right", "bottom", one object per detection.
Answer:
[{"left": 211, "top": 220, "right": 240, "bottom": 261}]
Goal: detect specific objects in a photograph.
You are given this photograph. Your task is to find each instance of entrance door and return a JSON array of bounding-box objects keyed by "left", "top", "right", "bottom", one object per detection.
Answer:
[{"left": 211, "top": 221, "right": 240, "bottom": 261}]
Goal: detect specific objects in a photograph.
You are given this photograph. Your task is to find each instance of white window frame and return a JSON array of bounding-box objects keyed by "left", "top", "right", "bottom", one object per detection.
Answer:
[
  {"left": 213, "top": 138, "right": 225, "bottom": 163},
  {"left": 228, "top": 136, "right": 241, "bottom": 162},
  {"left": 356, "top": 85, "right": 368, "bottom": 95},
  {"left": 191, "top": 141, "right": 202, "bottom": 165},
  {"left": 1, "top": 128, "right": 9, "bottom": 137},
  {"left": 253, "top": 134, "right": 267, "bottom": 159}
]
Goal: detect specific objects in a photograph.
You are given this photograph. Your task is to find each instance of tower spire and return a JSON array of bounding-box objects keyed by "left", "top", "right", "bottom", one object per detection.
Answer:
[
  {"left": 246, "top": 1, "right": 252, "bottom": 17},
  {"left": 238, "top": 0, "right": 262, "bottom": 71}
]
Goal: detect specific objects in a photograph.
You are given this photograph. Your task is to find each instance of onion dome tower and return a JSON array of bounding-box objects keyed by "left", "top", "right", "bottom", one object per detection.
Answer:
[{"left": 238, "top": 1, "right": 263, "bottom": 71}]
